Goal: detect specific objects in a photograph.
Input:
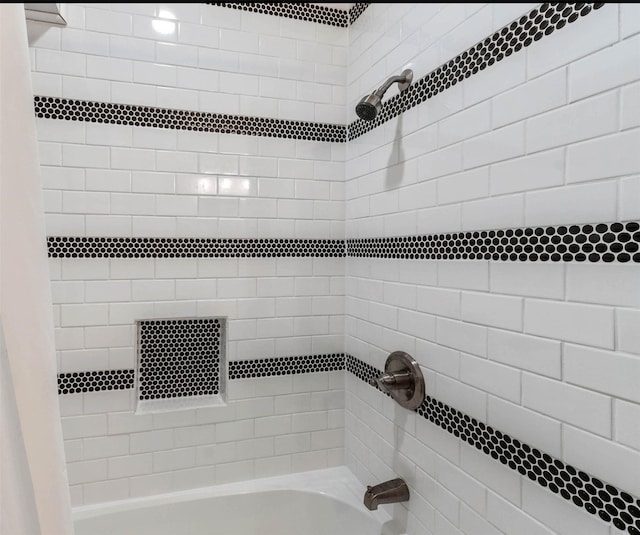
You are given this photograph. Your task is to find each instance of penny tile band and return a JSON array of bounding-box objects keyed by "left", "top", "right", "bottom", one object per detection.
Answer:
[
  {"left": 346, "top": 222, "right": 640, "bottom": 263},
  {"left": 57, "top": 369, "right": 134, "bottom": 395},
  {"left": 345, "top": 355, "right": 640, "bottom": 535},
  {"left": 48, "top": 221, "right": 640, "bottom": 263},
  {"left": 347, "top": 2, "right": 605, "bottom": 140},
  {"left": 33, "top": 96, "right": 346, "bottom": 143},
  {"left": 207, "top": 3, "right": 370, "bottom": 27},
  {"left": 228, "top": 353, "right": 345, "bottom": 379},
  {"left": 47, "top": 236, "right": 346, "bottom": 259}
]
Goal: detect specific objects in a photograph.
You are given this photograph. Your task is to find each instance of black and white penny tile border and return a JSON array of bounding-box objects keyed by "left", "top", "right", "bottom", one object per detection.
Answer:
[
  {"left": 58, "top": 353, "right": 640, "bottom": 534},
  {"left": 207, "top": 3, "right": 370, "bottom": 27},
  {"left": 347, "top": 221, "right": 640, "bottom": 263},
  {"left": 228, "top": 353, "right": 344, "bottom": 379},
  {"left": 35, "top": 4, "right": 606, "bottom": 141},
  {"left": 47, "top": 236, "right": 346, "bottom": 259},
  {"left": 33, "top": 96, "right": 346, "bottom": 143},
  {"left": 48, "top": 221, "right": 640, "bottom": 262},
  {"left": 58, "top": 353, "right": 345, "bottom": 394},
  {"left": 348, "top": 2, "right": 605, "bottom": 140},
  {"left": 345, "top": 355, "right": 640, "bottom": 535}
]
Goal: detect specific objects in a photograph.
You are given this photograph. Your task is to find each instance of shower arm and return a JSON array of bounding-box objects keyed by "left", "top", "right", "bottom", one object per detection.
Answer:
[{"left": 374, "top": 70, "right": 413, "bottom": 96}]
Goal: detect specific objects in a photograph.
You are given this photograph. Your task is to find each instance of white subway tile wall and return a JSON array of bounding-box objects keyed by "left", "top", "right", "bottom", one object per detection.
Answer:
[
  {"left": 29, "top": 2, "right": 640, "bottom": 535},
  {"left": 345, "top": 3, "right": 639, "bottom": 535},
  {"left": 32, "top": 0, "right": 347, "bottom": 507}
]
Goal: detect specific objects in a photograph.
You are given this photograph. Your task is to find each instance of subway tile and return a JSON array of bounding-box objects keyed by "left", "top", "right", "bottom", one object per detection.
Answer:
[
  {"left": 619, "top": 176, "right": 640, "bottom": 221},
  {"left": 615, "top": 400, "right": 640, "bottom": 451},
  {"left": 461, "top": 292, "right": 522, "bottom": 332},
  {"left": 522, "top": 373, "right": 612, "bottom": 437},
  {"left": 67, "top": 460, "right": 107, "bottom": 485},
  {"left": 569, "top": 34, "right": 640, "bottom": 102},
  {"left": 62, "top": 191, "right": 109, "bottom": 214},
  {"left": 567, "top": 263, "right": 640, "bottom": 307},
  {"left": 524, "top": 299, "right": 614, "bottom": 349},
  {"left": 86, "top": 56, "right": 133, "bottom": 82},
  {"left": 108, "top": 454, "right": 153, "bottom": 479},
  {"left": 110, "top": 35, "right": 155, "bottom": 62},
  {"left": 622, "top": 82, "right": 640, "bottom": 130},
  {"left": 524, "top": 181, "right": 617, "bottom": 227},
  {"left": 62, "top": 414, "right": 107, "bottom": 440},
  {"left": 111, "top": 148, "right": 156, "bottom": 171},
  {"left": 564, "top": 344, "right": 640, "bottom": 403},
  {"left": 156, "top": 42, "right": 198, "bottom": 67},
  {"left": 153, "top": 448, "right": 196, "bottom": 473},
  {"left": 566, "top": 130, "right": 640, "bottom": 183},
  {"left": 461, "top": 194, "right": 524, "bottom": 232},
  {"left": 437, "top": 168, "right": 489, "bottom": 205},
  {"left": 83, "top": 435, "right": 129, "bottom": 460},
  {"left": 62, "top": 145, "right": 109, "bottom": 168},
  {"left": 487, "top": 329, "right": 561, "bottom": 379},
  {"left": 438, "top": 101, "right": 491, "bottom": 147},
  {"left": 460, "top": 353, "right": 520, "bottom": 403},
  {"left": 437, "top": 261, "right": 489, "bottom": 292},
  {"left": 111, "top": 82, "right": 157, "bottom": 106},
  {"left": 526, "top": 91, "right": 618, "bottom": 153},
  {"left": 130, "top": 429, "right": 174, "bottom": 454},
  {"left": 463, "top": 122, "right": 525, "bottom": 169},
  {"left": 34, "top": 50, "right": 88, "bottom": 78},
  {"left": 616, "top": 308, "right": 640, "bottom": 355},
  {"left": 489, "top": 263, "right": 564, "bottom": 300},
  {"left": 417, "top": 204, "right": 462, "bottom": 235},
  {"left": 492, "top": 68, "right": 566, "bottom": 128},
  {"left": 86, "top": 169, "right": 131, "bottom": 193},
  {"left": 487, "top": 491, "right": 555, "bottom": 535},
  {"left": 489, "top": 149, "right": 565, "bottom": 195},
  {"left": 83, "top": 479, "right": 129, "bottom": 505},
  {"left": 460, "top": 505, "right": 501, "bottom": 535}
]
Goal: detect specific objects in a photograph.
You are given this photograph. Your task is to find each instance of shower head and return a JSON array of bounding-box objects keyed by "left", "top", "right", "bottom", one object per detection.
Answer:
[{"left": 355, "top": 68, "right": 413, "bottom": 121}]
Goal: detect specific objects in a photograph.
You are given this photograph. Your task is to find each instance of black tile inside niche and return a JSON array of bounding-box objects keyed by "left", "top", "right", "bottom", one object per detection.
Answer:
[{"left": 136, "top": 317, "right": 224, "bottom": 401}]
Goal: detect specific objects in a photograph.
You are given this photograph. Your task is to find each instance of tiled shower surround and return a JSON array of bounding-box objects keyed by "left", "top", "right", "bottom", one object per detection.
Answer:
[{"left": 28, "top": 2, "right": 639, "bottom": 534}]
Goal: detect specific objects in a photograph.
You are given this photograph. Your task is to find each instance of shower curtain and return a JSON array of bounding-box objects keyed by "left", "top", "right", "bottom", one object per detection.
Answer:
[{"left": 0, "top": 4, "right": 74, "bottom": 534}]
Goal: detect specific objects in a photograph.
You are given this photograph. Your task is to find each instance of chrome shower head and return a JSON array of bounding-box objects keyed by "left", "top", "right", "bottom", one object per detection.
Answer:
[
  {"left": 355, "top": 92, "right": 382, "bottom": 122},
  {"left": 355, "top": 68, "right": 413, "bottom": 121}
]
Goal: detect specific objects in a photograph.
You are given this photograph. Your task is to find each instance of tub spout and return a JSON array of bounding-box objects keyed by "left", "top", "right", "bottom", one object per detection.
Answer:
[{"left": 363, "top": 478, "right": 410, "bottom": 510}]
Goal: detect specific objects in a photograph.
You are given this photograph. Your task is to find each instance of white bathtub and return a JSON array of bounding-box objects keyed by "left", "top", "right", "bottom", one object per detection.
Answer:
[{"left": 73, "top": 467, "right": 407, "bottom": 535}]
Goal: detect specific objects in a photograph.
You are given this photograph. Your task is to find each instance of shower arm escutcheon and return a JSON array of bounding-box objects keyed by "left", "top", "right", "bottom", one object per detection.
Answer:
[{"left": 369, "top": 351, "right": 425, "bottom": 410}]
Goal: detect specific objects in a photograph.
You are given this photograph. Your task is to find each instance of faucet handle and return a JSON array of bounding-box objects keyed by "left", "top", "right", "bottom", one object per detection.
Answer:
[{"left": 370, "top": 351, "right": 425, "bottom": 410}]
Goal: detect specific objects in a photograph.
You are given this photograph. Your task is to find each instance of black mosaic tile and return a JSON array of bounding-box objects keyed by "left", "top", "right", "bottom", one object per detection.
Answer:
[
  {"left": 346, "top": 221, "right": 640, "bottom": 263},
  {"left": 47, "top": 237, "right": 346, "bottom": 259},
  {"left": 348, "top": 2, "right": 605, "bottom": 139},
  {"left": 228, "top": 353, "right": 345, "bottom": 379},
  {"left": 207, "top": 2, "right": 355, "bottom": 27},
  {"left": 349, "top": 3, "right": 369, "bottom": 25},
  {"left": 47, "top": 221, "right": 639, "bottom": 263},
  {"left": 346, "top": 354, "right": 640, "bottom": 535},
  {"left": 137, "top": 317, "right": 223, "bottom": 400},
  {"left": 57, "top": 369, "right": 134, "bottom": 394},
  {"left": 33, "top": 96, "right": 346, "bottom": 143}
]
